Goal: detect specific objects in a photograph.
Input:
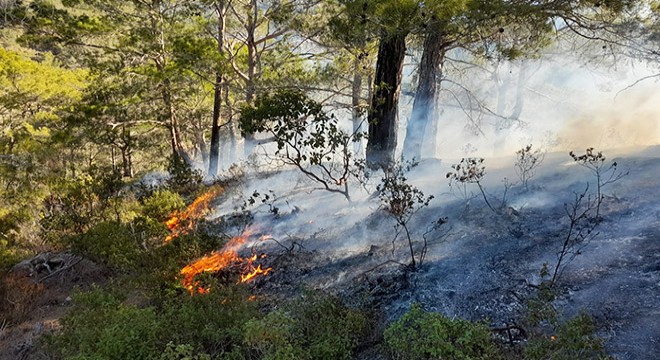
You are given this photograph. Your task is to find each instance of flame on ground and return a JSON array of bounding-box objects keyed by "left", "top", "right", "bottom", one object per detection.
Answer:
[
  {"left": 179, "top": 228, "right": 273, "bottom": 294},
  {"left": 164, "top": 185, "right": 224, "bottom": 244}
]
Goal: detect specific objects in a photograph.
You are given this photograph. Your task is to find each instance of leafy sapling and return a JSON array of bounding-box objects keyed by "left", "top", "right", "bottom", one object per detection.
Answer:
[
  {"left": 239, "top": 90, "right": 365, "bottom": 202},
  {"left": 446, "top": 158, "right": 497, "bottom": 212},
  {"left": 569, "top": 148, "right": 627, "bottom": 219},
  {"left": 549, "top": 149, "right": 626, "bottom": 286},
  {"left": 515, "top": 144, "right": 544, "bottom": 190},
  {"left": 378, "top": 161, "right": 434, "bottom": 271}
]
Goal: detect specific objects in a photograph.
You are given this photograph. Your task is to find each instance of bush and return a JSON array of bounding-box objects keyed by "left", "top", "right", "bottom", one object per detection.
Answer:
[
  {"left": 163, "top": 282, "right": 260, "bottom": 357},
  {"left": 524, "top": 311, "right": 613, "bottom": 360},
  {"left": 48, "top": 284, "right": 260, "bottom": 360},
  {"left": 141, "top": 189, "right": 185, "bottom": 222},
  {"left": 48, "top": 287, "right": 164, "bottom": 360},
  {"left": 243, "top": 291, "right": 369, "bottom": 360},
  {"left": 166, "top": 154, "right": 203, "bottom": 194},
  {"left": 67, "top": 221, "right": 141, "bottom": 270},
  {"left": 384, "top": 304, "right": 502, "bottom": 360}
]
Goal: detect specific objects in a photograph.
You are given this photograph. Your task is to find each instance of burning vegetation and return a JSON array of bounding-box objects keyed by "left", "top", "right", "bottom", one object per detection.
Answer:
[
  {"left": 164, "top": 185, "right": 225, "bottom": 243},
  {"left": 179, "top": 228, "right": 272, "bottom": 294}
]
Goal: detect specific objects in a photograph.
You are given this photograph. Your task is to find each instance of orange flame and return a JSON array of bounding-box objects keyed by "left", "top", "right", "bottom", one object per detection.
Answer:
[
  {"left": 163, "top": 185, "right": 224, "bottom": 244},
  {"left": 179, "top": 227, "right": 272, "bottom": 294}
]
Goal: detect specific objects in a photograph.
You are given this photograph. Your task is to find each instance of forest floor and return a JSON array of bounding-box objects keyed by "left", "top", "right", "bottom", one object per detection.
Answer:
[
  {"left": 0, "top": 254, "right": 110, "bottom": 360},
  {"left": 1, "top": 146, "right": 658, "bottom": 359},
  {"left": 218, "top": 145, "right": 660, "bottom": 360}
]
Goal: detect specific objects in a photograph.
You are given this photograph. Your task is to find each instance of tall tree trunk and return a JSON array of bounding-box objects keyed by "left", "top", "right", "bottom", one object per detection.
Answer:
[
  {"left": 208, "top": 72, "right": 223, "bottom": 177},
  {"left": 351, "top": 57, "right": 363, "bottom": 156},
  {"left": 242, "top": 0, "right": 258, "bottom": 158},
  {"left": 402, "top": 30, "right": 446, "bottom": 160},
  {"left": 121, "top": 125, "right": 133, "bottom": 177},
  {"left": 366, "top": 33, "right": 406, "bottom": 167},
  {"left": 508, "top": 61, "right": 527, "bottom": 121},
  {"left": 161, "top": 76, "right": 187, "bottom": 162},
  {"left": 208, "top": 1, "right": 227, "bottom": 177}
]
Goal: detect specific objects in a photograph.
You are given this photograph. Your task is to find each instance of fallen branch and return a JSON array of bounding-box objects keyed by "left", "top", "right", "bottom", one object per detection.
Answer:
[{"left": 38, "top": 257, "right": 83, "bottom": 283}]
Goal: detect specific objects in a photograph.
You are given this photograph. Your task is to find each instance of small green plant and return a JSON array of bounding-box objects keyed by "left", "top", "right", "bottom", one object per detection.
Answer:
[
  {"left": 525, "top": 311, "right": 613, "bottom": 360},
  {"left": 378, "top": 161, "right": 434, "bottom": 270},
  {"left": 384, "top": 304, "right": 502, "bottom": 360},
  {"left": 47, "top": 287, "right": 164, "bottom": 360},
  {"left": 569, "top": 148, "right": 626, "bottom": 219},
  {"left": 141, "top": 189, "right": 186, "bottom": 221},
  {"left": 447, "top": 157, "right": 497, "bottom": 212},
  {"left": 515, "top": 144, "right": 544, "bottom": 190},
  {"left": 47, "top": 283, "right": 260, "bottom": 360}
]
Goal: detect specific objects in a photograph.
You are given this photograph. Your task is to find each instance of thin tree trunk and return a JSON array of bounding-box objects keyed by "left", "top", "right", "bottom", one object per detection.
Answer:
[
  {"left": 208, "top": 72, "right": 224, "bottom": 177},
  {"left": 366, "top": 33, "right": 406, "bottom": 167},
  {"left": 352, "top": 56, "right": 363, "bottom": 156},
  {"left": 209, "top": 1, "right": 228, "bottom": 177},
  {"left": 121, "top": 125, "right": 133, "bottom": 177},
  {"left": 508, "top": 61, "right": 527, "bottom": 121},
  {"left": 242, "top": 0, "right": 257, "bottom": 158},
  {"left": 403, "top": 30, "right": 446, "bottom": 161}
]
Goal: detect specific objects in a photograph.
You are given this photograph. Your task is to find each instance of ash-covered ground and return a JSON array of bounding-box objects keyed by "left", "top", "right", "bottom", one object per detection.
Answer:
[{"left": 210, "top": 145, "right": 659, "bottom": 360}]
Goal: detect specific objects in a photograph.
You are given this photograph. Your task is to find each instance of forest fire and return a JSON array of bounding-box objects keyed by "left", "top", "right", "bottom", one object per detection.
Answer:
[
  {"left": 179, "top": 228, "right": 272, "bottom": 294},
  {"left": 164, "top": 185, "right": 224, "bottom": 244}
]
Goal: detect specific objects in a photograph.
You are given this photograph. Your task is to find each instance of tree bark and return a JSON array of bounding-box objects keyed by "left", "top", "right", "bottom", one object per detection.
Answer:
[
  {"left": 351, "top": 56, "right": 363, "bottom": 156},
  {"left": 208, "top": 1, "right": 226, "bottom": 177},
  {"left": 366, "top": 33, "right": 406, "bottom": 167},
  {"left": 242, "top": 0, "right": 258, "bottom": 158},
  {"left": 402, "top": 30, "right": 446, "bottom": 161}
]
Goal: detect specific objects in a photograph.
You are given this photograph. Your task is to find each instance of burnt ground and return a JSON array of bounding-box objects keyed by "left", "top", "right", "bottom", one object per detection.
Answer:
[
  {"left": 237, "top": 146, "right": 660, "bottom": 360},
  {"left": 1, "top": 147, "right": 658, "bottom": 359}
]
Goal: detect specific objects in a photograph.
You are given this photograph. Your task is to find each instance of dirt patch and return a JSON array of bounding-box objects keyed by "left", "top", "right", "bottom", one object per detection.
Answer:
[{"left": 0, "top": 253, "right": 109, "bottom": 360}]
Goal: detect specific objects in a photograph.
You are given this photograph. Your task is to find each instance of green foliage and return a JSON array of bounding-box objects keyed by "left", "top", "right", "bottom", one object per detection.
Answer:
[
  {"left": 160, "top": 343, "right": 211, "bottom": 360},
  {"left": 163, "top": 284, "right": 260, "bottom": 356},
  {"left": 48, "top": 284, "right": 259, "bottom": 360},
  {"left": 141, "top": 189, "right": 185, "bottom": 222},
  {"left": 384, "top": 304, "right": 502, "bottom": 360},
  {"left": 525, "top": 312, "right": 613, "bottom": 360},
  {"left": 243, "top": 291, "right": 369, "bottom": 360},
  {"left": 0, "top": 47, "right": 87, "bottom": 250},
  {"left": 377, "top": 161, "right": 434, "bottom": 269},
  {"left": 67, "top": 221, "right": 141, "bottom": 271},
  {"left": 240, "top": 90, "right": 364, "bottom": 201},
  {"left": 48, "top": 287, "right": 163, "bottom": 360},
  {"left": 167, "top": 154, "right": 203, "bottom": 194}
]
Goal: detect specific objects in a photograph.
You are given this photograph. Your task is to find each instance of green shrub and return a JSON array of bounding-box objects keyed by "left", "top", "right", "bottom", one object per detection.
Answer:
[
  {"left": 160, "top": 342, "right": 211, "bottom": 360},
  {"left": 163, "top": 282, "right": 260, "bottom": 357},
  {"left": 384, "top": 304, "right": 502, "bottom": 360},
  {"left": 166, "top": 155, "right": 203, "bottom": 194},
  {"left": 48, "top": 287, "right": 164, "bottom": 360},
  {"left": 243, "top": 291, "right": 369, "bottom": 360},
  {"left": 48, "top": 284, "right": 260, "bottom": 360},
  {"left": 524, "top": 312, "right": 613, "bottom": 360},
  {"left": 141, "top": 189, "right": 185, "bottom": 222},
  {"left": 68, "top": 221, "right": 141, "bottom": 270}
]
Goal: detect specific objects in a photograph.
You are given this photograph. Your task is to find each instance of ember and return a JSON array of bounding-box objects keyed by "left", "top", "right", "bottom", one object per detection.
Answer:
[
  {"left": 179, "top": 228, "right": 272, "bottom": 294},
  {"left": 164, "top": 185, "right": 224, "bottom": 244}
]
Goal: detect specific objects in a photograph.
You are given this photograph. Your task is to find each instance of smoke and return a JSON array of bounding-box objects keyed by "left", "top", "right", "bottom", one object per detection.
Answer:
[
  {"left": 399, "top": 51, "right": 660, "bottom": 160},
  {"left": 558, "top": 84, "right": 660, "bottom": 149}
]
